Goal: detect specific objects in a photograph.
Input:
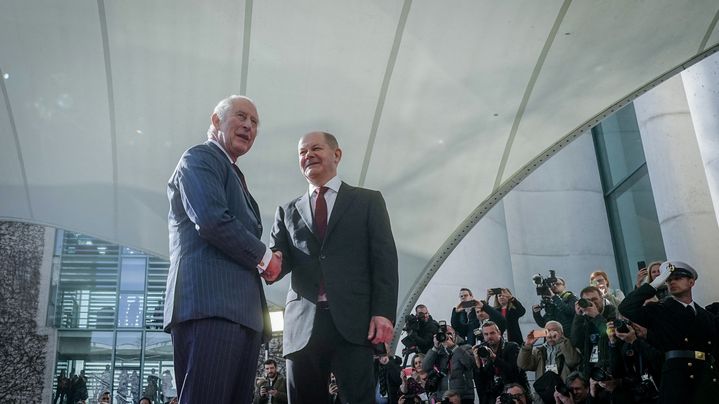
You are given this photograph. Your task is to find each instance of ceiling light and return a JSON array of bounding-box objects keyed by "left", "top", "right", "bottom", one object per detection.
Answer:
[{"left": 2, "top": 73, "right": 8, "bottom": 80}]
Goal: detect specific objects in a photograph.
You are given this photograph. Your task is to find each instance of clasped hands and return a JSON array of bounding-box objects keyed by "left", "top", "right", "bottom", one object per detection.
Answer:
[{"left": 261, "top": 251, "right": 283, "bottom": 282}]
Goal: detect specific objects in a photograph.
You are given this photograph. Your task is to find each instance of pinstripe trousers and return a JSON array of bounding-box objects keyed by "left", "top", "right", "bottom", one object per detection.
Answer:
[{"left": 172, "top": 317, "right": 262, "bottom": 404}]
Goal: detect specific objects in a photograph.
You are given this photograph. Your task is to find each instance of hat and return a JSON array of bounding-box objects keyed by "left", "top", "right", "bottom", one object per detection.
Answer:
[{"left": 661, "top": 260, "right": 697, "bottom": 280}]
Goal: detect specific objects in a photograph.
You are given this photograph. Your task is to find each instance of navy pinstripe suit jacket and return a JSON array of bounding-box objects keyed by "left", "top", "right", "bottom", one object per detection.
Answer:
[{"left": 164, "top": 141, "right": 270, "bottom": 340}]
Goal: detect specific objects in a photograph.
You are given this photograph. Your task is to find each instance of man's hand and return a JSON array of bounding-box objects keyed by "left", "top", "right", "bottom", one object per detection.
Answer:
[
  {"left": 259, "top": 386, "right": 268, "bottom": 397},
  {"left": 261, "top": 251, "right": 283, "bottom": 282},
  {"left": 525, "top": 330, "right": 538, "bottom": 347},
  {"left": 615, "top": 324, "right": 637, "bottom": 344},
  {"left": 267, "top": 388, "right": 277, "bottom": 397},
  {"left": 583, "top": 301, "right": 599, "bottom": 318},
  {"left": 367, "top": 315, "right": 394, "bottom": 344},
  {"left": 532, "top": 304, "right": 542, "bottom": 313},
  {"left": 442, "top": 332, "right": 456, "bottom": 349},
  {"left": 554, "top": 389, "right": 575, "bottom": 404}
]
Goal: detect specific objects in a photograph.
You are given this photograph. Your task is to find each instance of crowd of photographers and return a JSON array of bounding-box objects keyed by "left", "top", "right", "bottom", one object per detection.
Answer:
[
  {"left": 251, "top": 260, "right": 717, "bottom": 403},
  {"left": 392, "top": 261, "right": 719, "bottom": 404}
]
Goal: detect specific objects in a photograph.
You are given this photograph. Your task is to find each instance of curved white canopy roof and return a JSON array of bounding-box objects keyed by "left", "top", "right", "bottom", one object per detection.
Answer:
[{"left": 1, "top": 1, "right": 718, "bottom": 309}]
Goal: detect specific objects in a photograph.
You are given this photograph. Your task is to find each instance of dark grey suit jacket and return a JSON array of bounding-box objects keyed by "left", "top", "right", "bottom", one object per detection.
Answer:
[
  {"left": 270, "top": 182, "right": 398, "bottom": 355},
  {"left": 164, "top": 141, "right": 270, "bottom": 339}
]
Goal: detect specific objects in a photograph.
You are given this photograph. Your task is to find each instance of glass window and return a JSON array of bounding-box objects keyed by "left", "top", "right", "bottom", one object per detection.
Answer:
[
  {"left": 120, "top": 257, "right": 146, "bottom": 292},
  {"left": 55, "top": 331, "right": 114, "bottom": 402},
  {"left": 607, "top": 171, "right": 666, "bottom": 289},
  {"left": 593, "top": 103, "right": 647, "bottom": 189},
  {"left": 114, "top": 332, "right": 142, "bottom": 403},
  {"left": 144, "top": 332, "right": 176, "bottom": 402},
  {"left": 117, "top": 293, "right": 145, "bottom": 328}
]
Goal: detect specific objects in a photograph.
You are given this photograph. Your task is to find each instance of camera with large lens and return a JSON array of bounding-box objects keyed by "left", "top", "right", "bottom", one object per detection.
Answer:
[
  {"left": 590, "top": 367, "right": 612, "bottom": 382},
  {"left": 613, "top": 318, "right": 631, "bottom": 333},
  {"left": 403, "top": 313, "right": 420, "bottom": 332},
  {"left": 435, "top": 320, "right": 448, "bottom": 342},
  {"left": 555, "top": 381, "right": 571, "bottom": 397},
  {"left": 578, "top": 298, "right": 592, "bottom": 309},
  {"left": 497, "top": 392, "right": 515, "bottom": 404},
  {"left": 475, "top": 343, "right": 492, "bottom": 359},
  {"left": 532, "top": 269, "right": 559, "bottom": 297}
]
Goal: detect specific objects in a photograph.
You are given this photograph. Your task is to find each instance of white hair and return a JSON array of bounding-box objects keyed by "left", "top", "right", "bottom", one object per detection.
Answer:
[
  {"left": 546, "top": 320, "right": 564, "bottom": 335},
  {"left": 206, "top": 95, "right": 257, "bottom": 138}
]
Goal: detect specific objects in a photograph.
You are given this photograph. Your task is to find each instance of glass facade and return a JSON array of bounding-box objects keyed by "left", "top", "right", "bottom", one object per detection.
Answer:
[
  {"left": 50, "top": 231, "right": 174, "bottom": 404},
  {"left": 592, "top": 103, "right": 666, "bottom": 291}
]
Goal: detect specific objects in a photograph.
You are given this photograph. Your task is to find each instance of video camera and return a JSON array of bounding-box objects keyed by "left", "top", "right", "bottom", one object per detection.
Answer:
[{"left": 532, "top": 270, "right": 559, "bottom": 307}]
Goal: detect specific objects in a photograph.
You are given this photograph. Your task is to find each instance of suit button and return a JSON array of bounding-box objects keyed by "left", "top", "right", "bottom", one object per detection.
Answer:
[
  {"left": 320, "top": 255, "right": 326, "bottom": 260},
  {"left": 690, "top": 375, "right": 694, "bottom": 379},
  {"left": 688, "top": 362, "right": 693, "bottom": 367},
  {"left": 685, "top": 338, "right": 689, "bottom": 342}
]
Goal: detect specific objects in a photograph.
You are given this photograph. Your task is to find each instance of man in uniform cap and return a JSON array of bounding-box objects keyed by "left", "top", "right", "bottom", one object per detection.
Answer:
[{"left": 618, "top": 260, "right": 719, "bottom": 404}]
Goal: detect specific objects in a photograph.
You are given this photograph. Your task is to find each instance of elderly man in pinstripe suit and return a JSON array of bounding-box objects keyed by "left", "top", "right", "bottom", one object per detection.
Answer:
[{"left": 164, "top": 95, "right": 282, "bottom": 404}]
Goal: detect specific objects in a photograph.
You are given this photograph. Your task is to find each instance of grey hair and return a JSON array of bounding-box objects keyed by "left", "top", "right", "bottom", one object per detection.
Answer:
[
  {"left": 545, "top": 320, "right": 564, "bottom": 335},
  {"left": 206, "top": 95, "right": 257, "bottom": 138}
]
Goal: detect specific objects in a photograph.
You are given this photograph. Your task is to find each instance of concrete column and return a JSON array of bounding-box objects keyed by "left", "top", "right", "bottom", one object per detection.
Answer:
[
  {"left": 414, "top": 200, "right": 513, "bottom": 325},
  {"left": 503, "top": 134, "right": 618, "bottom": 335},
  {"left": 682, "top": 52, "right": 719, "bottom": 227},
  {"left": 634, "top": 74, "right": 719, "bottom": 304}
]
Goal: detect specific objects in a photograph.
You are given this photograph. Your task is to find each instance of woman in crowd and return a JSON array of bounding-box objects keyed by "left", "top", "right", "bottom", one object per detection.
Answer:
[
  {"left": 589, "top": 270, "right": 624, "bottom": 307},
  {"left": 490, "top": 288, "right": 526, "bottom": 345}
]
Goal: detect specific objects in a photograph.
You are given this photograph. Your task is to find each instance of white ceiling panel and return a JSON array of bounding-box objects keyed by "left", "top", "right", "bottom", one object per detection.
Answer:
[
  {"left": 0, "top": 81, "right": 31, "bottom": 219},
  {"left": 1, "top": 0, "right": 718, "bottom": 309},
  {"left": 502, "top": 0, "right": 719, "bottom": 183},
  {"left": 366, "top": 0, "right": 563, "bottom": 257},
  {"left": 104, "top": 0, "right": 251, "bottom": 255},
  {"left": 0, "top": 0, "right": 115, "bottom": 236},
  {"left": 244, "top": 0, "right": 406, "bottom": 208}
]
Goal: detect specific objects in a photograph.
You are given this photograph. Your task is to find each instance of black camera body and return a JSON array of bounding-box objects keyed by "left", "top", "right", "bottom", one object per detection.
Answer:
[
  {"left": 532, "top": 270, "right": 559, "bottom": 297},
  {"left": 578, "top": 298, "right": 591, "bottom": 309},
  {"left": 435, "top": 321, "right": 448, "bottom": 342},
  {"left": 614, "top": 318, "right": 631, "bottom": 333},
  {"left": 476, "top": 343, "right": 492, "bottom": 359},
  {"left": 403, "top": 314, "right": 420, "bottom": 332},
  {"left": 497, "top": 392, "right": 515, "bottom": 404},
  {"left": 590, "top": 367, "right": 612, "bottom": 382}
]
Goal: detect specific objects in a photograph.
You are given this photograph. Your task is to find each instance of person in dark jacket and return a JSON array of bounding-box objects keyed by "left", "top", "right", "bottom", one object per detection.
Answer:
[
  {"left": 452, "top": 295, "right": 507, "bottom": 346},
  {"left": 570, "top": 286, "right": 616, "bottom": 377},
  {"left": 531, "top": 276, "right": 577, "bottom": 338},
  {"left": 490, "top": 288, "right": 526, "bottom": 345},
  {"left": 618, "top": 260, "right": 719, "bottom": 404},
  {"left": 422, "top": 326, "right": 475, "bottom": 403},
  {"left": 374, "top": 350, "right": 403, "bottom": 404},
  {"left": 472, "top": 321, "right": 527, "bottom": 404}
]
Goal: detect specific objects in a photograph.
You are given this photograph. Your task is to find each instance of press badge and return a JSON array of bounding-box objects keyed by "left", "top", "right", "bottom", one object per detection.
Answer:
[
  {"left": 589, "top": 345, "right": 599, "bottom": 363},
  {"left": 545, "top": 364, "right": 558, "bottom": 373}
]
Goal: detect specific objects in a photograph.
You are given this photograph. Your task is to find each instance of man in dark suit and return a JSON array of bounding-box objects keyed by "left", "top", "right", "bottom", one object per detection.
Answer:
[
  {"left": 269, "top": 131, "right": 399, "bottom": 403},
  {"left": 619, "top": 261, "right": 719, "bottom": 404},
  {"left": 164, "top": 95, "right": 282, "bottom": 404}
]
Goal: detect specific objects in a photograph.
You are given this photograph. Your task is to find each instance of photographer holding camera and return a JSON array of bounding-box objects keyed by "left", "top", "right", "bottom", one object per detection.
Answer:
[
  {"left": 496, "top": 383, "right": 530, "bottom": 404},
  {"left": 531, "top": 274, "right": 578, "bottom": 338},
  {"left": 421, "top": 324, "right": 475, "bottom": 403},
  {"left": 253, "top": 359, "right": 287, "bottom": 404},
  {"left": 403, "top": 304, "right": 440, "bottom": 355},
  {"left": 490, "top": 288, "right": 527, "bottom": 345},
  {"left": 570, "top": 286, "right": 616, "bottom": 378},
  {"left": 517, "top": 321, "right": 579, "bottom": 403},
  {"left": 452, "top": 288, "right": 507, "bottom": 346},
  {"left": 553, "top": 371, "right": 592, "bottom": 404},
  {"left": 605, "top": 318, "right": 661, "bottom": 404},
  {"left": 472, "top": 321, "right": 527, "bottom": 404}
]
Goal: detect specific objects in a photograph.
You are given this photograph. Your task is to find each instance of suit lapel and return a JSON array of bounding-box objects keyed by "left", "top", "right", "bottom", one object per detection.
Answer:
[
  {"left": 294, "top": 192, "right": 315, "bottom": 238},
  {"left": 325, "top": 182, "right": 355, "bottom": 240},
  {"left": 206, "top": 141, "right": 262, "bottom": 224}
]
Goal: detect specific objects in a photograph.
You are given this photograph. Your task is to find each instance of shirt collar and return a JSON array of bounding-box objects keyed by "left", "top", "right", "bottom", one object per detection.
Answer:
[
  {"left": 672, "top": 297, "right": 696, "bottom": 310},
  {"left": 309, "top": 175, "right": 341, "bottom": 195},
  {"left": 208, "top": 139, "right": 234, "bottom": 163}
]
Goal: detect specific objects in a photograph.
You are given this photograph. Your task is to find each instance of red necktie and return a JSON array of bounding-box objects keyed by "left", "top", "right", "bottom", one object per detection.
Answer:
[
  {"left": 315, "top": 186, "right": 328, "bottom": 240},
  {"left": 315, "top": 187, "right": 329, "bottom": 304}
]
